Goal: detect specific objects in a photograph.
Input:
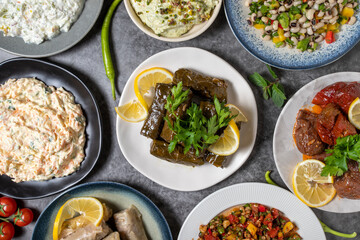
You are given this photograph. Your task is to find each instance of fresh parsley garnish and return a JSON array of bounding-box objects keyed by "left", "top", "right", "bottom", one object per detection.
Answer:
[
  {"left": 164, "top": 83, "right": 234, "bottom": 156},
  {"left": 248, "top": 65, "right": 286, "bottom": 107},
  {"left": 321, "top": 134, "right": 360, "bottom": 177}
]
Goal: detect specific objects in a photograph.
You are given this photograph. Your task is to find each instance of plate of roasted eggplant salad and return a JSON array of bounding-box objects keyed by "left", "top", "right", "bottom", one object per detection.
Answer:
[
  {"left": 178, "top": 183, "right": 325, "bottom": 240},
  {"left": 224, "top": 0, "right": 360, "bottom": 69},
  {"left": 116, "top": 47, "right": 257, "bottom": 191},
  {"left": 274, "top": 72, "right": 360, "bottom": 213},
  {"left": 32, "top": 181, "right": 172, "bottom": 240}
]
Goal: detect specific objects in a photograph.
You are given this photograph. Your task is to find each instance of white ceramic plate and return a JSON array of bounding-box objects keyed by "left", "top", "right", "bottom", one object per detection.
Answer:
[
  {"left": 273, "top": 72, "right": 360, "bottom": 213},
  {"left": 116, "top": 47, "right": 257, "bottom": 191},
  {"left": 178, "top": 183, "right": 326, "bottom": 240},
  {"left": 124, "top": 0, "right": 222, "bottom": 42}
]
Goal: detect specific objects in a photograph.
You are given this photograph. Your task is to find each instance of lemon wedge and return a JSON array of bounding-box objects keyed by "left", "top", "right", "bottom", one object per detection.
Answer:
[
  {"left": 53, "top": 197, "right": 104, "bottom": 240},
  {"left": 292, "top": 159, "right": 336, "bottom": 208},
  {"left": 208, "top": 120, "right": 240, "bottom": 156},
  {"left": 115, "top": 100, "right": 148, "bottom": 122},
  {"left": 226, "top": 104, "right": 248, "bottom": 123},
  {"left": 348, "top": 97, "right": 360, "bottom": 129},
  {"left": 134, "top": 67, "right": 173, "bottom": 109}
]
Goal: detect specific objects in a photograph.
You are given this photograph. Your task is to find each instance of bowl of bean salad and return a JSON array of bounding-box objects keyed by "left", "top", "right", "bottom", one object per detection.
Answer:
[{"left": 224, "top": 0, "right": 360, "bottom": 69}]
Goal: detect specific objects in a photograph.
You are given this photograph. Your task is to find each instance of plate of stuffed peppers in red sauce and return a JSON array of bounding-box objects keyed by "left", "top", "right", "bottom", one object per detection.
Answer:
[{"left": 273, "top": 72, "right": 360, "bottom": 213}]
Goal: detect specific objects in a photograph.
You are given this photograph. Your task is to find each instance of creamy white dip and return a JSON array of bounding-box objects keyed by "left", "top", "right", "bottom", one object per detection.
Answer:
[
  {"left": 0, "top": 78, "right": 86, "bottom": 182},
  {"left": 130, "top": 0, "right": 218, "bottom": 37},
  {"left": 0, "top": 0, "right": 85, "bottom": 44}
]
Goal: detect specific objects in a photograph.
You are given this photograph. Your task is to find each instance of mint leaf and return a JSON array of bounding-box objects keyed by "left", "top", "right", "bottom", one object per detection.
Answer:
[
  {"left": 249, "top": 72, "right": 268, "bottom": 88},
  {"left": 271, "top": 83, "right": 286, "bottom": 107},
  {"left": 267, "top": 65, "right": 278, "bottom": 80}
]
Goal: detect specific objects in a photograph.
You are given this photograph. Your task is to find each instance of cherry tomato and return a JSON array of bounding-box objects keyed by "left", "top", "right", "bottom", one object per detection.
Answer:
[
  {"left": 0, "top": 222, "right": 15, "bottom": 240},
  {"left": 13, "top": 208, "right": 33, "bottom": 227},
  {"left": 0, "top": 197, "right": 17, "bottom": 218}
]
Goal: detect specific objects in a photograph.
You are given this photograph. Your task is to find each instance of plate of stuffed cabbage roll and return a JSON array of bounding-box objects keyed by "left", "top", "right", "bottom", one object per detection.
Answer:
[
  {"left": 32, "top": 181, "right": 172, "bottom": 240},
  {"left": 116, "top": 47, "right": 257, "bottom": 191}
]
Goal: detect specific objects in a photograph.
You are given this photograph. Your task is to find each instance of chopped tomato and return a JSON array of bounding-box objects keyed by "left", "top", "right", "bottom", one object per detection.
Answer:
[
  {"left": 258, "top": 204, "right": 266, "bottom": 212},
  {"left": 263, "top": 213, "right": 273, "bottom": 225},
  {"left": 271, "top": 208, "right": 279, "bottom": 219},
  {"left": 204, "top": 234, "right": 217, "bottom": 240},
  {"left": 268, "top": 227, "right": 279, "bottom": 238},
  {"left": 325, "top": 31, "right": 335, "bottom": 44},
  {"left": 228, "top": 214, "right": 239, "bottom": 224},
  {"left": 251, "top": 203, "right": 259, "bottom": 214}
]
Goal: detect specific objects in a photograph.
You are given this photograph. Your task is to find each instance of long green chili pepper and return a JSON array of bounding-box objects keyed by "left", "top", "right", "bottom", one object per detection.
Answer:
[
  {"left": 264, "top": 170, "right": 357, "bottom": 238},
  {"left": 101, "top": 0, "right": 123, "bottom": 100}
]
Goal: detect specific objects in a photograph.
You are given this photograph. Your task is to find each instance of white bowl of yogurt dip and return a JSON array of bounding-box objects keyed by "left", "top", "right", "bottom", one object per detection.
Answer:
[{"left": 124, "top": 0, "right": 222, "bottom": 42}]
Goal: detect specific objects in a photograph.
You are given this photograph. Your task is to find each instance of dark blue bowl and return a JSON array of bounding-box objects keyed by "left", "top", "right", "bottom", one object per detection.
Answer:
[
  {"left": 224, "top": 1, "right": 360, "bottom": 70},
  {"left": 32, "top": 181, "right": 173, "bottom": 240}
]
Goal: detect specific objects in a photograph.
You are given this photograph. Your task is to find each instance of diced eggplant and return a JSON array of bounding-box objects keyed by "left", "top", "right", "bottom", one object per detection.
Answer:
[
  {"left": 140, "top": 83, "right": 172, "bottom": 139},
  {"left": 113, "top": 205, "right": 148, "bottom": 240},
  {"left": 150, "top": 140, "right": 204, "bottom": 166},
  {"left": 205, "top": 152, "right": 227, "bottom": 168},
  {"left": 173, "top": 68, "right": 228, "bottom": 102}
]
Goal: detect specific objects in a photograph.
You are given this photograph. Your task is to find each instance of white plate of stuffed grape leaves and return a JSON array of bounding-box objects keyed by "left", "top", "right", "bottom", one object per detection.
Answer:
[{"left": 116, "top": 47, "right": 257, "bottom": 191}]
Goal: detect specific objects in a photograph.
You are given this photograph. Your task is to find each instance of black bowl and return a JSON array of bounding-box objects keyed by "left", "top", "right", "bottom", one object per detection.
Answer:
[{"left": 0, "top": 58, "right": 102, "bottom": 199}]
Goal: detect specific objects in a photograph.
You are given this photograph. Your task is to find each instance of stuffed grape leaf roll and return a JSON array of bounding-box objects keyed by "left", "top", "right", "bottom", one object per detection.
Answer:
[
  {"left": 173, "top": 68, "right": 228, "bottom": 102},
  {"left": 150, "top": 140, "right": 204, "bottom": 166},
  {"left": 140, "top": 83, "right": 172, "bottom": 139}
]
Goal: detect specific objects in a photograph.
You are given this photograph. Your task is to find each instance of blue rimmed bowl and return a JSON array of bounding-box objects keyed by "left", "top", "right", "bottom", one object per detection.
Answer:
[
  {"left": 32, "top": 181, "right": 173, "bottom": 240},
  {"left": 224, "top": 1, "right": 360, "bottom": 70}
]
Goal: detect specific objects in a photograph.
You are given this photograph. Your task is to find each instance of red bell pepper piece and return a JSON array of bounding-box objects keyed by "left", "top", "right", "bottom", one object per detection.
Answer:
[
  {"left": 268, "top": 227, "right": 279, "bottom": 238},
  {"left": 325, "top": 31, "right": 335, "bottom": 44}
]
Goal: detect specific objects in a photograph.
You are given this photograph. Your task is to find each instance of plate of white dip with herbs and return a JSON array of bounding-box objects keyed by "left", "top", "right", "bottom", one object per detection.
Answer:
[
  {"left": 0, "top": 0, "right": 103, "bottom": 57},
  {"left": 125, "top": 0, "right": 221, "bottom": 41}
]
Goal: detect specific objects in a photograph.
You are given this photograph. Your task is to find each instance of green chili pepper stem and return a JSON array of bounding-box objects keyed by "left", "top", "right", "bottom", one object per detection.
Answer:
[
  {"left": 265, "top": 170, "right": 278, "bottom": 186},
  {"left": 264, "top": 170, "right": 358, "bottom": 238},
  {"left": 101, "top": 0, "right": 123, "bottom": 100},
  {"left": 320, "top": 221, "right": 357, "bottom": 238}
]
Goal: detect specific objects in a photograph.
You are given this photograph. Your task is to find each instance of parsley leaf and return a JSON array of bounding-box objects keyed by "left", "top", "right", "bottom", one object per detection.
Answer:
[
  {"left": 321, "top": 134, "right": 360, "bottom": 177},
  {"left": 164, "top": 85, "right": 235, "bottom": 156}
]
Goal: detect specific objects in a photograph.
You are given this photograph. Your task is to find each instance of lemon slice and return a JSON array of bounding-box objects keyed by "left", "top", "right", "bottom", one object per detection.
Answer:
[
  {"left": 115, "top": 100, "right": 148, "bottom": 122},
  {"left": 226, "top": 104, "right": 248, "bottom": 123},
  {"left": 292, "top": 159, "right": 336, "bottom": 208},
  {"left": 53, "top": 197, "right": 104, "bottom": 240},
  {"left": 208, "top": 120, "right": 240, "bottom": 156},
  {"left": 348, "top": 97, "right": 360, "bottom": 129},
  {"left": 134, "top": 67, "right": 173, "bottom": 108}
]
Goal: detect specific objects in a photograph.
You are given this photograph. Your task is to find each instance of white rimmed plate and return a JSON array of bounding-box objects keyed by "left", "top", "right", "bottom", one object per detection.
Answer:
[
  {"left": 178, "top": 182, "right": 325, "bottom": 240},
  {"left": 116, "top": 47, "right": 257, "bottom": 191},
  {"left": 124, "top": 0, "right": 222, "bottom": 42},
  {"left": 273, "top": 72, "right": 360, "bottom": 213}
]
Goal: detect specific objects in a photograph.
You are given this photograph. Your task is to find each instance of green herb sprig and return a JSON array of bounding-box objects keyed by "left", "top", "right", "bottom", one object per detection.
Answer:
[
  {"left": 321, "top": 134, "right": 360, "bottom": 177},
  {"left": 164, "top": 83, "right": 234, "bottom": 156},
  {"left": 249, "top": 65, "right": 286, "bottom": 108}
]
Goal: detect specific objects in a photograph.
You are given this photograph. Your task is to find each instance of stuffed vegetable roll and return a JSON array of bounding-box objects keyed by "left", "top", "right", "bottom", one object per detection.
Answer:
[
  {"left": 140, "top": 83, "right": 172, "bottom": 139},
  {"left": 113, "top": 205, "right": 148, "bottom": 240},
  {"left": 150, "top": 140, "right": 204, "bottom": 166},
  {"left": 173, "top": 68, "right": 228, "bottom": 102},
  {"left": 200, "top": 101, "right": 217, "bottom": 119},
  {"left": 160, "top": 89, "right": 193, "bottom": 143},
  {"left": 205, "top": 152, "right": 227, "bottom": 168}
]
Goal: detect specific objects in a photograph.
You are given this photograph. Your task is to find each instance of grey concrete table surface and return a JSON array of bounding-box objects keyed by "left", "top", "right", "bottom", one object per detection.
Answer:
[{"left": 1, "top": 1, "right": 360, "bottom": 239}]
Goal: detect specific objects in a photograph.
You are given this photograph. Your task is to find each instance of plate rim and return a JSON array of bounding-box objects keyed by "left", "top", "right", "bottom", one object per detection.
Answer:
[
  {"left": 0, "top": 57, "right": 103, "bottom": 199},
  {"left": 116, "top": 46, "right": 258, "bottom": 191},
  {"left": 0, "top": 0, "right": 104, "bottom": 58},
  {"left": 223, "top": 0, "right": 360, "bottom": 70},
  {"left": 273, "top": 72, "right": 360, "bottom": 213},
  {"left": 31, "top": 181, "right": 173, "bottom": 240},
  {"left": 177, "top": 182, "right": 326, "bottom": 240}
]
